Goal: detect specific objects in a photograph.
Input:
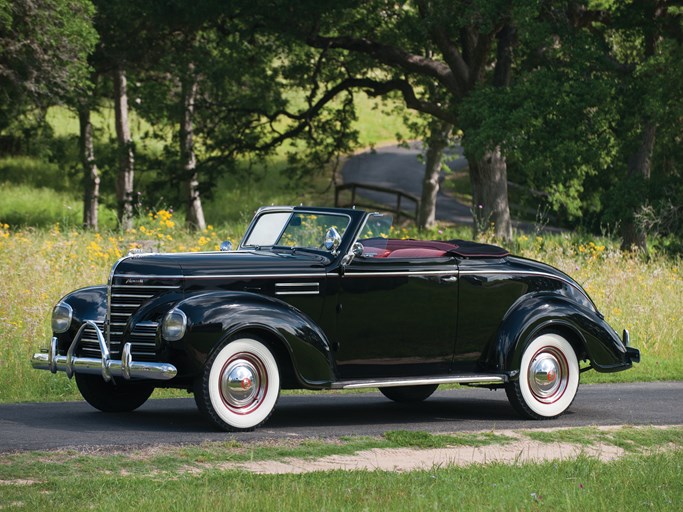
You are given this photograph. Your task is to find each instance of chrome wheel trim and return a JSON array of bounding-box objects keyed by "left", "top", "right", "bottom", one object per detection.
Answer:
[
  {"left": 527, "top": 347, "right": 568, "bottom": 404},
  {"left": 219, "top": 355, "right": 267, "bottom": 413}
]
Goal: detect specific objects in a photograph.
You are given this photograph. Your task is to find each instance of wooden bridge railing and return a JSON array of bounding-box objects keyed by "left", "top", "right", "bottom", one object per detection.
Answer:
[{"left": 334, "top": 182, "right": 421, "bottom": 223}]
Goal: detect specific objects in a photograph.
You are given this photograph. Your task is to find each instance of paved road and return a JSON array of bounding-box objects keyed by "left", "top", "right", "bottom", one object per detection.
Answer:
[
  {"left": 1, "top": 382, "right": 681, "bottom": 452},
  {"left": 342, "top": 142, "right": 473, "bottom": 224},
  {"left": 342, "top": 143, "right": 564, "bottom": 233}
]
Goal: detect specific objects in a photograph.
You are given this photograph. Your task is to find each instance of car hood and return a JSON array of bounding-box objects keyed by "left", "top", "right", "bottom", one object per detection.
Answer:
[{"left": 112, "top": 249, "right": 331, "bottom": 279}]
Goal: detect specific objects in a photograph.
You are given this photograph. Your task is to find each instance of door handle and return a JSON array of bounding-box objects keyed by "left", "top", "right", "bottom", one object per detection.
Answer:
[{"left": 441, "top": 275, "right": 458, "bottom": 283}]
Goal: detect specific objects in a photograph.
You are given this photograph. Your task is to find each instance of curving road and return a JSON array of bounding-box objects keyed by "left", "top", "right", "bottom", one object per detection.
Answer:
[
  {"left": 1, "top": 382, "right": 681, "bottom": 452},
  {"left": 342, "top": 142, "right": 473, "bottom": 224}
]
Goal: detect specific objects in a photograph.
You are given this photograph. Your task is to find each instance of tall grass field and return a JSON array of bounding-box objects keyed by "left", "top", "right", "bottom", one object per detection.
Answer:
[{"left": 0, "top": 211, "right": 680, "bottom": 403}]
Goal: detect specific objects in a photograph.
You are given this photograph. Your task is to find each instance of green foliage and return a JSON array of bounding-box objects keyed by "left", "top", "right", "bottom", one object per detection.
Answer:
[{"left": 0, "top": 0, "right": 97, "bottom": 130}]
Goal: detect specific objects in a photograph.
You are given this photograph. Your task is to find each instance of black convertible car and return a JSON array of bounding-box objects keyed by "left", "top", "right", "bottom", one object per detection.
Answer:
[{"left": 32, "top": 206, "right": 639, "bottom": 431}]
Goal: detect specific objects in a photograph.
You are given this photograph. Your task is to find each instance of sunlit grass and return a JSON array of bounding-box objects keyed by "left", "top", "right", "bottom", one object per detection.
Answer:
[
  {"left": 0, "top": 213, "right": 680, "bottom": 403},
  {"left": 0, "top": 428, "right": 681, "bottom": 511}
]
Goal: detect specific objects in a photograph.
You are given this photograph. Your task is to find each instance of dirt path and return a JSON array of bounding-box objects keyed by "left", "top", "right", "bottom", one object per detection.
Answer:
[{"left": 233, "top": 427, "right": 673, "bottom": 474}]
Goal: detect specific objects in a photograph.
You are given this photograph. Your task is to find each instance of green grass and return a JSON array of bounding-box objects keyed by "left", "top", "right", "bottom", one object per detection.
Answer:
[
  {"left": 383, "top": 430, "right": 514, "bottom": 448},
  {"left": 0, "top": 217, "right": 681, "bottom": 403},
  {"left": 0, "top": 427, "right": 681, "bottom": 511},
  {"left": 523, "top": 426, "right": 683, "bottom": 453}
]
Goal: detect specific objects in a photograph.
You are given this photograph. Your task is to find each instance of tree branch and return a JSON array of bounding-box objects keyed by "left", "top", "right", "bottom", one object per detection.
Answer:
[{"left": 306, "top": 34, "right": 461, "bottom": 97}]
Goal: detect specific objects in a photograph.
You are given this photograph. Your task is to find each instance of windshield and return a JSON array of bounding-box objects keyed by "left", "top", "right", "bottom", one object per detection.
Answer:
[
  {"left": 243, "top": 211, "right": 351, "bottom": 251},
  {"left": 357, "top": 213, "right": 393, "bottom": 241}
]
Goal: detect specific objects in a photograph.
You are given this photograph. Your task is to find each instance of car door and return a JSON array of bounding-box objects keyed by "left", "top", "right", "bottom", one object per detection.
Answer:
[{"left": 331, "top": 255, "right": 459, "bottom": 380}]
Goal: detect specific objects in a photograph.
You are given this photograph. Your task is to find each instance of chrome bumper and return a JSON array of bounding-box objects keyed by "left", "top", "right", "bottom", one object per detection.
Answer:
[{"left": 31, "top": 320, "right": 177, "bottom": 382}]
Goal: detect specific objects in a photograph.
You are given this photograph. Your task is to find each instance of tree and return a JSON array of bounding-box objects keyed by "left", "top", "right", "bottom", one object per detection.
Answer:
[
  {"left": 0, "top": 0, "right": 96, "bottom": 131},
  {"left": 606, "top": 1, "right": 683, "bottom": 252},
  {"left": 78, "top": 96, "right": 100, "bottom": 230},
  {"left": 243, "top": 0, "right": 519, "bottom": 239}
]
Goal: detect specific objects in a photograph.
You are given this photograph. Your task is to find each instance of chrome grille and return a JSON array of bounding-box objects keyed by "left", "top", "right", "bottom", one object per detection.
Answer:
[
  {"left": 128, "top": 321, "right": 159, "bottom": 362},
  {"left": 107, "top": 279, "right": 181, "bottom": 358},
  {"left": 79, "top": 321, "right": 105, "bottom": 358}
]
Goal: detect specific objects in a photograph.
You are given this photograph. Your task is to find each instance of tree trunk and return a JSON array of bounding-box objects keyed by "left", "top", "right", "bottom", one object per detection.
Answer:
[
  {"left": 113, "top": 66, "right": 135, "bottom": 231},
  {"left": 621, "top": 121, "right": 656, "bottom": 252},
  {"left": 462, "top": 23, "right": 514, "bottom": 241},
  {"left": 469, "top": 147, "right": 512, "bottom": 241},
  {"left": 418, "top": 122, "right": 451, "bottom": 229},
  {"left": 180, "top": 64, "right": 206, "bottom": 231},
  {"left": 79, "top": 107, "right": 99, "bottom": 230}
]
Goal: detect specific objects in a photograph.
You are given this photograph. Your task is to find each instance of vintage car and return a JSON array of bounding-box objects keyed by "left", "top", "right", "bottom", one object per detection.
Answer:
[{"left": 32, "top": 206, "right": 640, "bottom": 431}]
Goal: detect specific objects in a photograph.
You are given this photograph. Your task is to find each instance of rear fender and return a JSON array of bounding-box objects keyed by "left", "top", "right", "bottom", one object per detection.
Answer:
[
  {"left": 490, "top": 295, "right": 631, "bottom": 377},
  {"left": 172, "top": 291, "right": 335, "bottom": 387}
]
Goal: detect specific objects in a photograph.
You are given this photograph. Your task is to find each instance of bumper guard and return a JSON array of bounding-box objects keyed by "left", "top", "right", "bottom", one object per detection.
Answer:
[
  {"left": 623, "top": 329, "right": 641, "bottom": 364},
  {"left": 31, "top": 320, "right": 177, "bottom": 382}
]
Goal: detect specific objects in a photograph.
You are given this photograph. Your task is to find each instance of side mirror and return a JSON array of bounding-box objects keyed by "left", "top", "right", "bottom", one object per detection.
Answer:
[
  {"left": 220, "top": 241, "right": 233, "bottom": 252},
  {"left": 324, "top": 227, "right": 342, "bottom": 252}
]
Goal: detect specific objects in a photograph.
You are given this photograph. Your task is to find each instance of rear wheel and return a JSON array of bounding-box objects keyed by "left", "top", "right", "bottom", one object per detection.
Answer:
[
  {"left": 505, "top": 332, "right": 579, "bottom": 419},
  {"left": 195, "top": 336, "right": 280, "bottom": 432},
  {"left": 75, "top": 373, "right": 154, "bottom": 412},
  {"left": 379, "top": 384, "right": 438, "bottom": 403}
]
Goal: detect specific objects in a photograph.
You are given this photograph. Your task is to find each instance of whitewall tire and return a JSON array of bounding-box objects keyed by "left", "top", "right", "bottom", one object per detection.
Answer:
[
  {"left": 506, "top": 332, "right": 579, "bottom": 419},
  {"left": 195, "top": 337, "right": 280, "bottom": 431}
]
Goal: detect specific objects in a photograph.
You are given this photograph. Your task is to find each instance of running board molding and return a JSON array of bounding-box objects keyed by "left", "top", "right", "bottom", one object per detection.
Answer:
[{"left": 333, "top": 374, "right": 507, "bottom": 390}]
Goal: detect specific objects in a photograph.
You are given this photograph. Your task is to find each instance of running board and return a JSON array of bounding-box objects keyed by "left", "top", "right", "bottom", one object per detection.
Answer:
[{"left": 333, "top": 374, "right": 507, "bottom": 390}]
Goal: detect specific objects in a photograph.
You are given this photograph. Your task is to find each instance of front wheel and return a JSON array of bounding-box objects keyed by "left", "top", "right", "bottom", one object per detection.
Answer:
[
  {"left": 505, "top": 332, "right": 579, "bottom": 420},
  {"left": 379, "top": 384, "right": 438, "bottom": 403},
  {"left": 195, "top": 336, "right": 280, "bottom": 432},
  {"left": 75, "top": 373, "right": 154, "bottom": 412}
]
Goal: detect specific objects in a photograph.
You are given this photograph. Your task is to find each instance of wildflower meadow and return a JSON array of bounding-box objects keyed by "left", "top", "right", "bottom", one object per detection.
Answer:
[{"left": 0, "top": 210, "right": 680, "bottom": 403}]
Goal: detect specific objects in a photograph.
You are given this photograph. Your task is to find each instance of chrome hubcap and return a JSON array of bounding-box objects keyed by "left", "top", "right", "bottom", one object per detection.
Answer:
[
  {"left": 220, "top": 358, "right": 262, "bottom": 409},
  {"left": 528, "top": 348, "right": 568, "bottom": 403}
]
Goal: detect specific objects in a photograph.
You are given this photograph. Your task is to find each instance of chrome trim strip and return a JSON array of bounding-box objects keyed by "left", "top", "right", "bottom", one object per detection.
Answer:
[
  {"left": 274, "top": 281, "right": 320, "bottom": 296},
  {"left": 111, "top": 286, "right": 180, "bottom": 291},
  {"left": 336, "top": 374, "right": 506, "bottom": 390},
  {"left": 275, "top": 282, "right": 320, "bottom": 287},
  {"left": 111, "top": 293, "right": 155, "bottom": 298},
  {"left": 340, "top": 270, "right": 457, "bottom": 278},
  {"left": 185, "top": 273, "right": 326, "bottom": 280},
  {"left": 112, "top": 274, "right": 184, "bottom": 280},
  {"left": 275, "top": 291, "right": 320, "bottom": 296}
]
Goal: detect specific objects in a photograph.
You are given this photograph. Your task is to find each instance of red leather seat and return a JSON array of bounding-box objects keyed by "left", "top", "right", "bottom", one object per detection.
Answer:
[{"left": 386, "top": 248, "right": 448, "bottom": 258}]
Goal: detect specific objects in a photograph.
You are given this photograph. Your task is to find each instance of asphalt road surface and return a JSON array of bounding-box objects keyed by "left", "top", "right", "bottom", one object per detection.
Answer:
[
  {"left": 342, "top": 142, "right": 473, "bottom": 224},
  {"left": 1, "top": 382, "right": 681, "bottom": 452}
]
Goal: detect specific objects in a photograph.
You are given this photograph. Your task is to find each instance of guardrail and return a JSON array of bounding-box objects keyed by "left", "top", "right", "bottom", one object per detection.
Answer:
[{"left": 335, "top": 182, "right": 421, "bottom": 223}]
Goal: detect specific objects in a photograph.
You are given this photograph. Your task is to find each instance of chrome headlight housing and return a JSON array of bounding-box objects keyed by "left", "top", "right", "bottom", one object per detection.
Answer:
[
  {"left": 51, "top": 302, "right": 73, "bottom": 333},
  {"left": 161, "top": 308, "right": 187, "bottom": 341}
]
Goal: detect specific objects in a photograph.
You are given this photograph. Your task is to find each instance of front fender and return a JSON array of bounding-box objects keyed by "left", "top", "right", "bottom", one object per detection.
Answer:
[
  {"left": 490, "top": 294, "right": 632, "bottom": 375},
  {"left": 55, "top": 286, "right": 107, "bottom": 351},
  {"left": 172, "top": 292, "right": 335, "bottom": 387}
]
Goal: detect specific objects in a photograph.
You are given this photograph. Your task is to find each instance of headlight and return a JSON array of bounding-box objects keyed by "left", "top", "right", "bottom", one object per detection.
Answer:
[
  {"left": 51, "top": 302, "right": 73, "bottom": 333},
  {"left": 162, "top": 308, "right": 187, "bottom": 341}
]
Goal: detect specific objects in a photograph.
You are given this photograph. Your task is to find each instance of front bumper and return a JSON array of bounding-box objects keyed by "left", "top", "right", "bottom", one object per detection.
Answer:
[{"left": 31, "top": 320, "right": 177, "bottom": 382}]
